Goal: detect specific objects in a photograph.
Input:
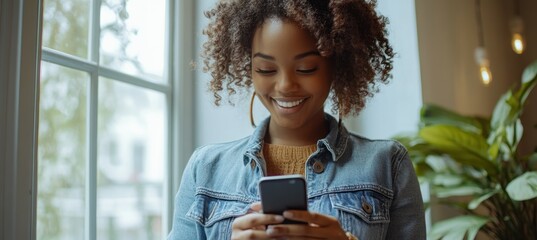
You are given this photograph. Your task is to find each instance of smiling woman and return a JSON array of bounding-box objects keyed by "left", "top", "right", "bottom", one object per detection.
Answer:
[{"left": 169, "top": 0, "right": 425, "bottom": 239}]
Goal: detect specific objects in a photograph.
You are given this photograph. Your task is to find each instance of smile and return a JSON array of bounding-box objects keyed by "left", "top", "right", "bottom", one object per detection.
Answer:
[{"left": 273, "top": 98, "right": 306, "bottom": 108}]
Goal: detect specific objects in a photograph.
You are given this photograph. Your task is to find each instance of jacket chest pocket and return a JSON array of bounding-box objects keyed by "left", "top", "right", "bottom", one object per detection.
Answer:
[
  {"left": 329, "top": 190, "right": 392, "bottom": 239},
  {"left": 186, "top": 190, "right": 251, "bottom": 239}
]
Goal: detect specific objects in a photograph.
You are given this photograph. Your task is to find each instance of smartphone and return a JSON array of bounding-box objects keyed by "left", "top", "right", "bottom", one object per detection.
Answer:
[{"left": 258, "top": 175, "right": 308, "bottom": 224}]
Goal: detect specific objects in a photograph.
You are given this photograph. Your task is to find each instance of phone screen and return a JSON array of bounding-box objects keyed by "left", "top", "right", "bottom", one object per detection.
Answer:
[{"left": 258, "top": 175, "right": 308, "bottom": 224}]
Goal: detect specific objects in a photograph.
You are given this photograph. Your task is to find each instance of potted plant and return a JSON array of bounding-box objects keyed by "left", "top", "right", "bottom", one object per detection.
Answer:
[{"left": 396, "top": 60, "right": 537, "bottom": 239}]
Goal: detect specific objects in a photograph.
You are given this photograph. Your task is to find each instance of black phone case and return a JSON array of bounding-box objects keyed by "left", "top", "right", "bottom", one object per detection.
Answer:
[{"left": 259, "top": 175, "right": 308, "bottom": 224}]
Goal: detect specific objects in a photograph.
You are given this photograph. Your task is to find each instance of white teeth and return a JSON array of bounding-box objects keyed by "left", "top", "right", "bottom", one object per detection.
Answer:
[{"left": 274, "top": 99, "right": 304, "bottom": 108}]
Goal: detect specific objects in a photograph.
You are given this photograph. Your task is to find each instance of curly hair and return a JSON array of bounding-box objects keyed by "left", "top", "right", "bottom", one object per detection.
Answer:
[{"left": 202, "top": 0, "right": 394, "bottom": 116}]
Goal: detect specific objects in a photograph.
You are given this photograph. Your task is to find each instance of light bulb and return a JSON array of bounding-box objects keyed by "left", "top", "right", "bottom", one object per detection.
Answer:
[
  {"left": 510, "top": 17, "right": 525, "bottom": 55},
  {"left": 480, "top": 65, "right": 492, "bottom": 85},
  {"left": 475, "top": 47, "right": 492, "bottom": 85},
  {"left": 511, "top": 33, "right": 525, "bottom": 54}
]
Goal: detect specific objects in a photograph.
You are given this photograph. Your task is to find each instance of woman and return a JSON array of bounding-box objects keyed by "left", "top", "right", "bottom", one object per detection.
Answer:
[{"left": 169, "top": 0, "right": 425, "bottom": 239}]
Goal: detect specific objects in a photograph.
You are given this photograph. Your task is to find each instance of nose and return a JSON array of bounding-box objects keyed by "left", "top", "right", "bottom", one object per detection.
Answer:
[{"left": 275, "top": 70, "right": 299, "bottom": 93}]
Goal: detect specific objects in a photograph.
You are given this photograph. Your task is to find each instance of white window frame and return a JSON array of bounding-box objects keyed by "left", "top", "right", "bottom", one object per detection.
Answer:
[{"left": 0, "top": 0, "right": 195, "bottom": 239}]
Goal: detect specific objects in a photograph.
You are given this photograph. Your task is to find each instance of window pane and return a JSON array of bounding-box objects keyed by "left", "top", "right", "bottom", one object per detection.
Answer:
[
  {"left": 97, "top": 78, "right": 167, "bottom": 240},
  {"left": 42, "top": 0, "right": 90, "bottom": 58},
  {"left": 100, "top": 0, "right": 166, "bottom": 82},
  {"left": 37, "top": 62, "right": 88, "bottom": 239}
]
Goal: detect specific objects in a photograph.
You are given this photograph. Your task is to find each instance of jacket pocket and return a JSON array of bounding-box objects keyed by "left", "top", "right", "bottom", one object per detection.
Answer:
[
  {"left": 328, "top": 189, "right": 392, "bottom": 239},
  {"left": 330, "top": 189, "right": 391, "bottom": 224},
  {"left": 186, "top": 188, "right": 251, "bottom": 227}
]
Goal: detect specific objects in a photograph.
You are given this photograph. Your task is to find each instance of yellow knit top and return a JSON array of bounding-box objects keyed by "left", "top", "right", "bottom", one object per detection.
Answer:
[{"left": 263, "top": 143, "right": 317, "bottom": 176}]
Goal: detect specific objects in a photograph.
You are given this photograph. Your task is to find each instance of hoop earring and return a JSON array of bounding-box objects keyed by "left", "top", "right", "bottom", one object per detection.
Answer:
[
  {"left": 338, "top": 103, "right": 343, "bottom": 128},
  {"left": 250, "top": 92, "right": 256, "bottom": 128}
]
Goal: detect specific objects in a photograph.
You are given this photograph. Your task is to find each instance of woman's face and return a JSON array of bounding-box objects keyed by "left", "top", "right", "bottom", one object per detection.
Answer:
[{"left": 251, "top": 18, "right": 332, "bottom": 130}]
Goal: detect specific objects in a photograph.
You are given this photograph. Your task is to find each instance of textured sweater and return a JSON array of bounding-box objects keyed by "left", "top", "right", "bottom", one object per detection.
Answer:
[{"left": 263, "top": 143, "right": 317, "bottom": 176}]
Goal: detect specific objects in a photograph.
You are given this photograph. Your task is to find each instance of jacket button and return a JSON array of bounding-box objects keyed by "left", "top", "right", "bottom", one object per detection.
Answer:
[
  {"left": 362, "top": 201, "right": 373, "bottom": 214},
  {"left": 250, "top": 160, "right": 256, "bottom": 170},
  {"left": 313, "top": 161, "right": 324, "bottom": 173}
]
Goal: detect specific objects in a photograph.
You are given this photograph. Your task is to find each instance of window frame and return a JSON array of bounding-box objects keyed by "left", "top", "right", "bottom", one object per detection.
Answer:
[
  {"left": 0, "top": 0, "right": 195, "bottom": 239},
  {"left": 0, "top": 0, "right": 42, "bottom": 239}
]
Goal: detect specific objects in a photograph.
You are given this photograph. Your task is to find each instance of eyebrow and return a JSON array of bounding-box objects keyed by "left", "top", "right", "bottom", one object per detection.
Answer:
[
  {"left": 294, "top": 50, "right": 320, "bottom": 60},
  {"left": 252, "top": 50, "right": 320, "bottom": 61}
]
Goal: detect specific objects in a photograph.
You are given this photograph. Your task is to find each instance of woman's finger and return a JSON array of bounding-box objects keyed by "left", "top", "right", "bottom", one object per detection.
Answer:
[
  {"left": 266, "top": 224, "right": 324, "bottom": 238},
  {"left": 232, "top": 213, "right": 284, "bottom": 230},
  {"left": 266, "top": 224, "right": 347, "bottom": 240},
  {"left": 261, "top": 211, "right": 348, "bottom": 239},
  {"left": 283, "top": 211, "right": 338, "bottom": 227},
  {"left": 231, "top": 228, "right": 277, "bottom": 240},
  {"left": 250, "top": 202, "right": 263, "bottom": 212}
]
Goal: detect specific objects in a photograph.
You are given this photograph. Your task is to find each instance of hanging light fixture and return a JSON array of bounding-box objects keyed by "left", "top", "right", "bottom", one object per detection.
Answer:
[
  {"left": 510, "top": 0, "right": 525, "bottom": 54},
  {"left": 474, "top": 0, "right": 492, "bottom": 85},
  {"left": 475, "top": 47, "right": 492, "bottom": 85}
]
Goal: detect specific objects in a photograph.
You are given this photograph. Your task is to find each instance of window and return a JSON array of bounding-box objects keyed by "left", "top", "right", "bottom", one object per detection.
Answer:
[{"left": 37, "top": 0, "right": 174, "bottom": 239}]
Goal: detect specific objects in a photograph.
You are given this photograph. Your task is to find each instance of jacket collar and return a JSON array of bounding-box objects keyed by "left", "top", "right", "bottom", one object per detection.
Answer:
[{"left": 243, "top": 113, "right": 349, "bottom": 165}]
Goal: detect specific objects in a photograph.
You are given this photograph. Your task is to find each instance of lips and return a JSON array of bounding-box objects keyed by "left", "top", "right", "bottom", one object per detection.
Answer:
[
  {"left": 274, "top": 99, "right": 304, "bottom": 108},
  {"left": 273, "top": 98, "right": 305, "bottom": 108}
]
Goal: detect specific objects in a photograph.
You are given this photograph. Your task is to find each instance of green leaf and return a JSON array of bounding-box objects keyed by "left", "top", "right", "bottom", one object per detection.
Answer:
[
  {"left": 426, "top": 155, "right": 450, "bottom": 173},
  {"left": 394, "top": 135, "right": 438, "bottom": 157},
  {"left": 506, "top": 171, "right": 537, "bottom": 201},
  {"left": 505, "top": 119, "right": 523, "bottom": 149},
  {"left": 433, "top": 174, "right": 465, "bottom": 187},
  {"left": 468, "top": 187, "right": 500, "bottom": 210},
  {"left": 466, "top": 226, "right": 482, "bottom": 240},
  {"left": 434, "top": 185, "right": 483, "bottom": 198},
  {"left": 420, "top": 104, "right": 487, "bottom": 134},
  {"left": 521, "top": 59, "right": 537, "bottom": 84},
  {"left": 515, "top": 72, "right": 537, "bottom": 111},
  {"left": 490, "top": 90, "right": 513, "bottom": 134},
  {"left": 441, "top": 231, "right": 466, "bottom": 240},
  {"left": 489, "top": 60, "right": 537, "bottom": 148},
  {"left": 415, "top": 162, "right": 434, "bottom": 177},
  {"left": 488, "top": 141, "right": 500, "bottom": 160},
  {"left": 429, "top": 215, "right": 489, "bottom": 240},
  {"left": 420, "top": 125, "right": 497, "bottom": 175}
]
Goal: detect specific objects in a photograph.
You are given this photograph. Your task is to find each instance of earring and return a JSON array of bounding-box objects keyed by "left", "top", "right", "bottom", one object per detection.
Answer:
[
  {"left": 338, "top": 103, "right": 343, "bottom": 128},
  {"left": 250, "top": 92, "right": 256, "bottom": 128}
]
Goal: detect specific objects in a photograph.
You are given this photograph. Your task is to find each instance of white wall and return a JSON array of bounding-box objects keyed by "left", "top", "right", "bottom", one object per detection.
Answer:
[
  {"left": 193, "top": 0, "right": 260, "bottom": 147},
  {"left": 193, "top": 0, "right": 424, "bottom": 147},
  {"left": 346, "top": 0, "right": 423, "bottom": 140}
]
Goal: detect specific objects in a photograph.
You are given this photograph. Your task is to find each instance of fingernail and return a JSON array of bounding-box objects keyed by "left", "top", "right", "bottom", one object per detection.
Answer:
[
  {"left": 266, "top": 228, "right": 276, "bottom": 236},
  {"left": 283, "top": 211, "right": 293, "bottom": 218},
  {"left": 274, "top": 215, "right": 284, "bottom": 222}
]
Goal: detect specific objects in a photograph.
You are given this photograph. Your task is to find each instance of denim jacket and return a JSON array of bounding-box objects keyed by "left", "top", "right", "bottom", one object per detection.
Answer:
[{"left": 168, "top": 114, "right": 426, "bottom": 240}]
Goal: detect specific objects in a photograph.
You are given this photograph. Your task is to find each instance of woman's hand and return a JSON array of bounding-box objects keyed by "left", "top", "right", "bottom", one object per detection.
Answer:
[
  {"left": 265, "top": 210, "right": 348, "bottom": 240},
  {"left": 231, "top": 202, "right": 285, "bottom": 240},
  {"left": 232, "top": 202, "right": 348, "bottom": 240}
]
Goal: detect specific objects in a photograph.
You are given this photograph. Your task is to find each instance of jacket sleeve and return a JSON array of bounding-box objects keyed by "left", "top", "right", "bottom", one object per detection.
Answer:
[
  {"left": 168, "top": 149, "right": 206, "bottom": 240},
  {"left": 385, "top": 145, "right": 426, "bottom": 240}
]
